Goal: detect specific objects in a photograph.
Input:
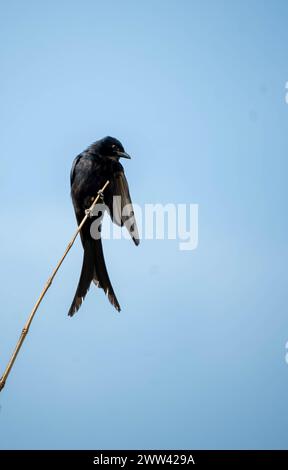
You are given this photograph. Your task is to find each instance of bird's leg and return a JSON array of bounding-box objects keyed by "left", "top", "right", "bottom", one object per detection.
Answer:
[
  {"left": 97, "top": 189, "right": 105, "bottom": 202},
  {"left": 84, "top": 196, "right": 94, "bottom": 218},
  {"left": 85, "top": 207, "right": 93, "bottom": 217},
  {"left": 85, "top": 191, "right": 105, "bottom": 218}
]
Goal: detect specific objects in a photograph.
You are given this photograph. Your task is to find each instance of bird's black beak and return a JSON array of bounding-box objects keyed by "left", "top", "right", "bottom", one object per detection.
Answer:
[{"left": 116, "top": 151, "right": 131, "bottom": 159}]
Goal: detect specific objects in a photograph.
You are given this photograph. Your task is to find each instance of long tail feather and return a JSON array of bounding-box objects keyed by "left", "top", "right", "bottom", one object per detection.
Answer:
[
  {"left": 68, "top": 240, "right": 95, "bottom": 316},
  {"left": 93, "top": 238, "right": 121, "bottom": 312},
  {"left": 68, "top": 237, "right": 121, "bottom": 316}
]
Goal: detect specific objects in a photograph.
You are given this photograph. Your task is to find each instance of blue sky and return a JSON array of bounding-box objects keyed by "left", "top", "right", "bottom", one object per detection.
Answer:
[{"left": 0, "top": 0, "right": 288, "bottom": 449}]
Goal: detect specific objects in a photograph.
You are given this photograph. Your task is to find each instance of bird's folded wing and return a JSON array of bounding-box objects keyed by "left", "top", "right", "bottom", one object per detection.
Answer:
[{"left": 107, "top": 171, "right": 140, "bottom": 246}]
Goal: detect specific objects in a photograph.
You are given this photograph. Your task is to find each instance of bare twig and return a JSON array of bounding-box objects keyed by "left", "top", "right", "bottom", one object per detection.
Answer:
[{"left": 0, "top": 180, "right": 110, "bottom": 392}]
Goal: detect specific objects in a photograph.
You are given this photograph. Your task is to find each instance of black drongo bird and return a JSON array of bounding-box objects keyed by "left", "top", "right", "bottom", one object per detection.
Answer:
[{"left": 68, "top": 136, "right": 139, "bottom": 316}]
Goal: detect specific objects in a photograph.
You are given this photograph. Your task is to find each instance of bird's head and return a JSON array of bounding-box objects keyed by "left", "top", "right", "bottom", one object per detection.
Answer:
[{"left": 97, "top": 136, "right": 131, "bottom": 161}]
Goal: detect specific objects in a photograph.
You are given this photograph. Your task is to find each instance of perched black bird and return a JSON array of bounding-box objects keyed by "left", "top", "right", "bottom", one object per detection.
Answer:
[{"left": 68, "top": 136, "right": 139, "bottom": 316}]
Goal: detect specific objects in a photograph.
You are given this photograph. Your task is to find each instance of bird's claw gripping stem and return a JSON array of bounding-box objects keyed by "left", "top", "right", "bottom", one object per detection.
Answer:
[
  {"left": 97, "top": 191, "right": 104, "bottom": 202},
  {"left": 85, "top": 207, "right": 93, "bottom": 218},
  {"left": 85, "top": 190, "right": 104, "bottom": 218}
]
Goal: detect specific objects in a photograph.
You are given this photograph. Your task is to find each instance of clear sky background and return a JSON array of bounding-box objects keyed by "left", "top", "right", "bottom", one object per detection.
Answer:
[{"left": 0, "top": 0, "right": 288, "bottom": 450}]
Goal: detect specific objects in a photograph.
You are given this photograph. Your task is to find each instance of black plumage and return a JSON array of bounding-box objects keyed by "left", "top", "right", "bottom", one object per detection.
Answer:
[{"left": 68, "top": 136, "right": 139, "bottom": 316}]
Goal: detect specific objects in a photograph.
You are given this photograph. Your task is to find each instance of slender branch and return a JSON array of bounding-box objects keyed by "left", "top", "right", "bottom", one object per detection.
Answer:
[{"left": 0, "top": 180, "right": 110, "bottom": 392}]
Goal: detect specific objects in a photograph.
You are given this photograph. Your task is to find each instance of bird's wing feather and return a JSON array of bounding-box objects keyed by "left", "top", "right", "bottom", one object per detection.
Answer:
[
  {"left": 70, "top": 154, "right": 82, "bottom": 185},
  {"left": 106, "top": 170, "right": 140, "bottom": 246}
]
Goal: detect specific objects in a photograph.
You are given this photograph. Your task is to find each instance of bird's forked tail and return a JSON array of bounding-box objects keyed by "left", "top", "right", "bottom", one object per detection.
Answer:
[{"left": 68, "top": 237, "right": 120, "bottom": 316}]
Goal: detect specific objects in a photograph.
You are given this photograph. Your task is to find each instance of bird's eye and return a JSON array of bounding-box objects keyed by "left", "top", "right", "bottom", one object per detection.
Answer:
[{"left": 112, "top": 144, "right": 116, "bottom": 149}]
